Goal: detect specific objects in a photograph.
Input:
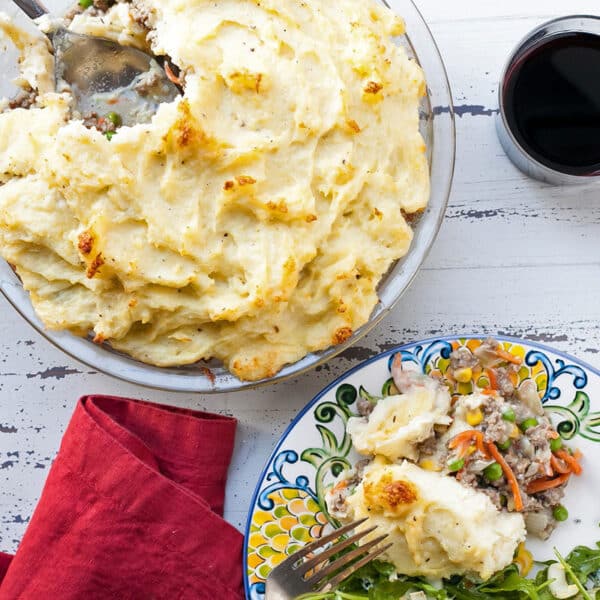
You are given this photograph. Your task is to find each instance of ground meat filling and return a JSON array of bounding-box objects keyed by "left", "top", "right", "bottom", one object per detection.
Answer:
[
  {"left": 481, "top": 398, "right": 510, "bottom": 442},
  {"left": 82, "top": 112, "right": 118, "bottom": 133},
  {"left": 328, "top": 458, "right": 370, "bottom": 514},
  {"left": 65, "top": 0, "right": 118, "bottom": 22},
  {"left": 65, "top": 0, "right": 135, "bottom": 25},
  {"left": 450, "top": 346, "right": 479, "bottom": 370},
  {"left": 417, "top": 433, "right": 440, "bottom": 457},
  {"left": 457, "top": 415, "right": 568, "bottom": 539},
  {"left": 8, "top": 86, "right": 38, "bottom": 110},
  {"left": 93, "top": 0, "right": 117, "bottom": 11},
  {"left": 495, "top": 365, "right": 518, "bottom": 396},
  {"left": 64, "top": 4, "right": 85, "bottom": 22},
  {"left": 444, "top": 342, "right": 574, "bottom": 539},
  {"left": 356, "top": 397, "right": 375, "bottom": 417}
]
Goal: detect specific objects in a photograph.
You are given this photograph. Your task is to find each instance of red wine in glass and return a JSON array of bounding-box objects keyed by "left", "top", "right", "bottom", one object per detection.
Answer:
[{"left": 497, "top": 17, "right": 600, "bottom": 183}]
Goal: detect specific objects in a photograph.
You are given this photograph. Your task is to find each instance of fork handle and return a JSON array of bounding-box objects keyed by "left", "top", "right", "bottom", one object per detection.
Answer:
[{"left": 11, "top": 0, "right": 48, "bottom": 20}]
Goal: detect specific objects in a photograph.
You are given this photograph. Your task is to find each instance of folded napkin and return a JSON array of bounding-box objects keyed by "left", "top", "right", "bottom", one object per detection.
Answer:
[{"left": 0, "top": 395, "right": 244, "bottom": 599}]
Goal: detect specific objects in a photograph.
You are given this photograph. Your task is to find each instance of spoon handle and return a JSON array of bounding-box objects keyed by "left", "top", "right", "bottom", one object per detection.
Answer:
[{"left": 11, "top": 0, "right": 48, "bottom": 20}]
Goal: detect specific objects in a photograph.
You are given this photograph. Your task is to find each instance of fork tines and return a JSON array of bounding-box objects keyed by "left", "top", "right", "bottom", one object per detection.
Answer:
[{"left": 289, "top": 518, "right": 392, "bottom": 593}]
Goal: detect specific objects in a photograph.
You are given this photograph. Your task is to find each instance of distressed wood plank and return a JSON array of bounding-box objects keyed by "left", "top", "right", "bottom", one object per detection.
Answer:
[
  {"left": 416, "top": 0, "right": 599, "bottom": 24},
  {"left": 1, "top": 0, "right": 600, "bottom": 553}
]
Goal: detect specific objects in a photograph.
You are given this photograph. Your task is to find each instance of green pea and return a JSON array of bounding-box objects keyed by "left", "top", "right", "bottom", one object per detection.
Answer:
[
  {"left": 105, "top": 131, "right": 116, "bottom": 141},
  {"left": 550, "top": 436, "right": 563, "bottom": 452},
  {"left": 502, "top": 407, "right": 516, "bottom": 422},
  {"left": 79, "top": 0, "right": 93, "bottom": 8},
  {"left": 497, "top": 439, "right": 512, "bottom": 451},
  {"left": 553, "top": 505, "right": 569, "bottom": 522},
  {"left": 447, "top": 458, "right": 465, "bottom": 472},
  {"left": 483, "top": 462, "right": 503, "bottom": 482},
  {"left": 106, "top": 112, "right": 122, "bottom": 127},
  {"left": 520, "top": 418, "right": 538, "bottom": 431}
]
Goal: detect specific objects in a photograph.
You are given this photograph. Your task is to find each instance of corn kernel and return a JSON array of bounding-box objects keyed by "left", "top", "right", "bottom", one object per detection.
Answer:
[
  {"left": 513, "top": 543, "right": 533, "bottom": 576},
  {"left": 454, "top": 367, "right": 472, "bottom": 383},
  {"left": 509, "top": 424, "right": 521, "bottom": 439},
  {"left": 419, "top": 459, "right": 442, "bottom": 472},
  {"left": 467, "top": 445, "right": 477, "bottom": 455},
  {"left": 466, "top": 408, "right": 483, "bottom": 426}
]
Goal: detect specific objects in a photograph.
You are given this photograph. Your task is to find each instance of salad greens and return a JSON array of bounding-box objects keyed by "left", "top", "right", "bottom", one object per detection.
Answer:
[{"left": 297, "top": 541, "right": 600, "bottom": 600}]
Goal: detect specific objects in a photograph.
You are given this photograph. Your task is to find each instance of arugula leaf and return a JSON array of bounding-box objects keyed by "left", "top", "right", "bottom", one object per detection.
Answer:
[
  {"left": 367, "top": 581, "right": 426, "bottom": 599},
  {"left": 533, "top": 542, "right": 600, "bottom": 600},
  {"left": 296, "top": 540, "right": 600, "bottom": 600},
  {"left": 564, "top": 545, "right": 600, "bottom": 581},
  {"left": 443, "top": 569, "right": 534, "bottom": 600},
  {"left": 553, "top": 547, "right": 593, "bottom": 600},
  {"left": 367, "top": 580, "right": 450, "bottom": 600},
  {"left": 336, "top": 560, "right": 396, "bottom": 593},
  {"left": 480, "top": 564, "right": 540, "bottom": 598}
]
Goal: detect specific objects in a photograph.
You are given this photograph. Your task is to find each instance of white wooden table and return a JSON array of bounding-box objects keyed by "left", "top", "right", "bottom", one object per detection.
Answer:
[{"left": 1, "top": 0, "right": 599, "bottom": 555}]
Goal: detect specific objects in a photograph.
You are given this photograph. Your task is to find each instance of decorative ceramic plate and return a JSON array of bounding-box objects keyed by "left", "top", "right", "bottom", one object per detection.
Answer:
[{"left": 244, "top": 335, "right": 600, "bottom": 599}]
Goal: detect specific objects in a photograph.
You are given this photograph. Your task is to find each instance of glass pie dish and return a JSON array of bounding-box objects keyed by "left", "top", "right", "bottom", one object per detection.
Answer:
[{"left": 0, "top": 0, "right": 455, "bottom": 393}]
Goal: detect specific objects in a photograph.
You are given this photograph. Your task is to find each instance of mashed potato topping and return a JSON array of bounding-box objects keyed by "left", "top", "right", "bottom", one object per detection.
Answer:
[
  {"left": 347, "top": 374, "right": 451, "bottom": 461},
  {"left": 345, "top": 459, "right": 526, "bottom": 579},
  {"left": 0, "top": 0, "right": 429, "bottom": 380}
]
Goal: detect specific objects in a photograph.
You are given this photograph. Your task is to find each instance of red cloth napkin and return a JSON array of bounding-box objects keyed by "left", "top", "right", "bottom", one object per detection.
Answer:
[{"left": 0, "top": 395, "right": 244, "bottom": 599}]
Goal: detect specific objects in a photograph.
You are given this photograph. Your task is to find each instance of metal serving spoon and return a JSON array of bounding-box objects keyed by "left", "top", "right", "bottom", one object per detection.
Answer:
[{"left": 12, "top": 0, "right": 180, "bottom": 126}]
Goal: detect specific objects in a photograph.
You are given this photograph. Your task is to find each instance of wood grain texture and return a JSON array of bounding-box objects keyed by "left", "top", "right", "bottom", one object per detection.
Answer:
[{"left": 1, "top": 0, "right": 600, "bottom": 552}]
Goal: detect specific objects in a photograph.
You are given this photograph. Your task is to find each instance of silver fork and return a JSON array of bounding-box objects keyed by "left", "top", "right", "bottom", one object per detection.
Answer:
[{"left": 265, "top": 518, "right": 392, "bottom": 600}]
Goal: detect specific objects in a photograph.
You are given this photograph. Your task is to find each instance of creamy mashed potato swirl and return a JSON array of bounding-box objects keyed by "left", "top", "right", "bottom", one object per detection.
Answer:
[
  {"left": 344, "top": 459, "right": 526, "bottom": 580},
  {"left": 347, "top": 376, "right": 451, "bottom": 461},
  {"left": 0, "top": 0, "right": 429, "bottom": 380}
]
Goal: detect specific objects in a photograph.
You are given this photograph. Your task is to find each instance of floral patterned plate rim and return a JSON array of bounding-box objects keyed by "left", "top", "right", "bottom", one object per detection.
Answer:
[{"left": 243, "top": 334, "right": 600, "bottom": 599}]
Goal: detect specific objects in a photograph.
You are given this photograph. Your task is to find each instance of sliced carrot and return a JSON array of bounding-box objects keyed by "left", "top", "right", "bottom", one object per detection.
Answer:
[
  {"left": 164, "top": 62, "right": 182, "bottom": 86},
  {"left": 550, "top": 455, "right": 570, "bottom": 475},
  {"left": 450, "top": 441, "right": 471, "bottom": 459},
  {"left": 487, "top": 442, "right": 524, "bottom": 511},
  {"left": 527, "top": 472, "right": 570, "bottom": 494},
  {"left": 486, "top": 368, "right": 499, "bottom": 390},
  {"left": 495, "top": 348, "right": 523, "bottom": 365},
  {"left": 449, "top": 430, "right": 491, "bottom": 460},
  {"left": 482, "top": 388, "right": 496, "bottom": 396},
  {"left": 448, "top": 430, "right": 477, "bottom": 449},
  {"left": 556, "top": 449, "right": 582, "bottom": 476},
  {"left": 474, "top": 432, "right": 490, "bottom": 458}
]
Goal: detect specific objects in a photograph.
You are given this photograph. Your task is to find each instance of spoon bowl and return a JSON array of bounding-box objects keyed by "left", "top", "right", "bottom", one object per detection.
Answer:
[
  {"left": 52, "top": 27, "right": 179, "bottom": 126},
  {"left": 12, "top": 0, "right": 179, "bottom": 126}
]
